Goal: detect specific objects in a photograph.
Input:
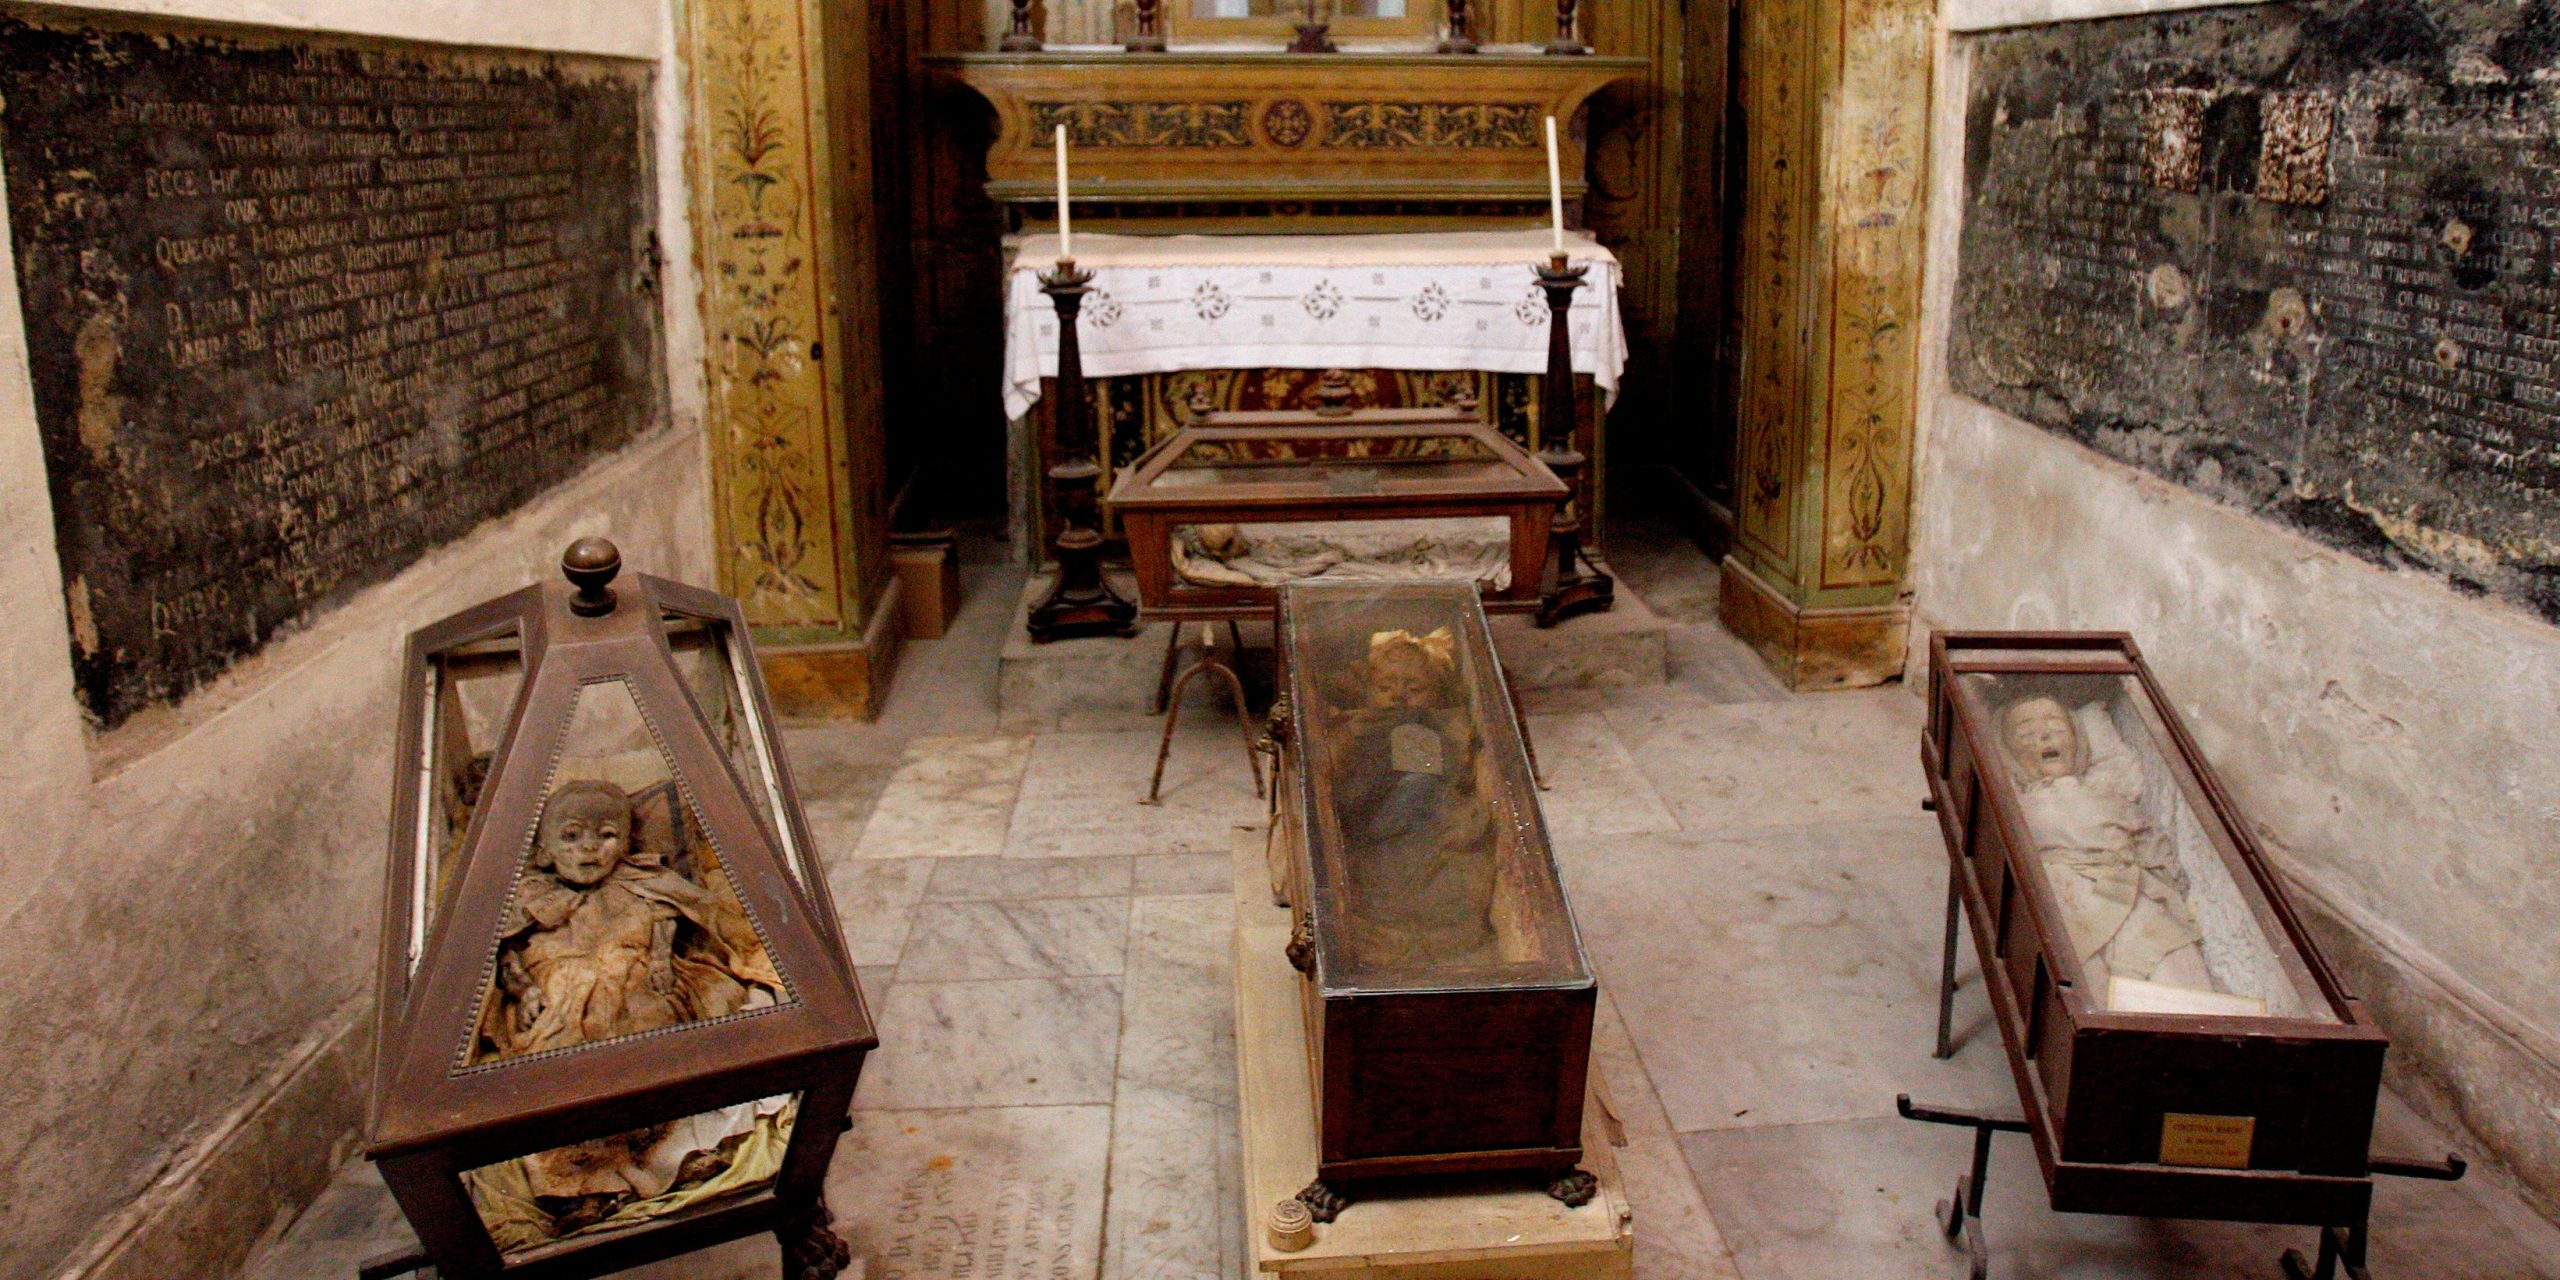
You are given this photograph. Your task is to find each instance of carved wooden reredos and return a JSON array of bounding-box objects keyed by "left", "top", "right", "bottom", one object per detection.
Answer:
[{"left": 933, "top": 52, "right": 1643, "bottom": 227}]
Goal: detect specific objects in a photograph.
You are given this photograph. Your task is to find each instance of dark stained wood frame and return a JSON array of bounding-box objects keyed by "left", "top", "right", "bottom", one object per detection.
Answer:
[
  {"left": 367, "top": 556, "right": 875, "bottom": 1279},
  {"left": 1921, "top": 630, "right": 2389, "bottom": 1227},
  {"left": 1269, "top": 580, "right": 1597, "bottom": 1199},
  {"left": 1105, "top": 408, "right": 1568, "bottom": 620}
]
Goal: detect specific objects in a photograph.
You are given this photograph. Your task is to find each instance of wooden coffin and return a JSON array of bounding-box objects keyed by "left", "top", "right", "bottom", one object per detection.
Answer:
[
  {"left": 1105, "top": 409, "right": 1564, "bottom": 619},
  {"left": 1269, "top": 579, "right": 1596, "bottom": 1215},
  {"left": 1922, "top": 631, "right": 2389, "bottom": 1226}
]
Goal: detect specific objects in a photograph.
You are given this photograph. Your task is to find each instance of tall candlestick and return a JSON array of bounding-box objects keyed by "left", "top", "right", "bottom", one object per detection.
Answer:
[
  {"left": 1054, "top": 124, "right": 1072, "bottom": 260},
  {"left": 1545, "top": 116, "right": 1565, "bottom": 254}
]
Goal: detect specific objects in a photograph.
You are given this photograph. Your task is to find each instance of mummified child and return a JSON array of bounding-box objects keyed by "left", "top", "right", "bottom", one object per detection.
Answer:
[{"left": 485, "top": 778, "right": 777, "bottom": 1059}]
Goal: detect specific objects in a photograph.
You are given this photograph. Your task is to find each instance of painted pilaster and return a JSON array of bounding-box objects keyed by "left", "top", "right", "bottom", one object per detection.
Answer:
[
  {"left": 686, "top": 0, "right": 899, "bottom": 714},
  {"left": 1722, "top": 0, "right": 1932, "bottom": 688}
]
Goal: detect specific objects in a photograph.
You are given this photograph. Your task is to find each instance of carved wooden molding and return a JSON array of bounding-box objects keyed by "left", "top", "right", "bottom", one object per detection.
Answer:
[{"left": 934, "top": 52, "right": 1643, "bottom": 205}]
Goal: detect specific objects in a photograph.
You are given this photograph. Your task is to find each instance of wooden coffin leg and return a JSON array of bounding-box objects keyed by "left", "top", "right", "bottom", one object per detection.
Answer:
[
  {"left": 1935, "top": 853, "right": 1964, "bottom": 1060},
  {"left": 1546, "top": 1167, "right": 1600, "bottom": 1207},
  {"left": 778, "top": 1198, "right": 854, "bottom": 1280},
  {"left": 355, "top": 1246, "right": 434, "bottom": 1279},
  {"left": 1295, "top": 1178, "right": 1353, "bottom": 1223}
]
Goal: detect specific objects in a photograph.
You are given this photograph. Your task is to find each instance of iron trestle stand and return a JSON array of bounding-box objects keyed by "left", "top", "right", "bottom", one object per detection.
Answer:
[
  {"left": 1027, "top": 259, "right": 1139, "bottom": 644},
  {"left": 1146, "top": 621, "right": 1264, "bottom": 805},
  {"left": 1895, "top": 1094, "right": 2028, "bottom": 1280},
  {"left": 1531, "top": 252, "right": 1613, "bottom": 627}
]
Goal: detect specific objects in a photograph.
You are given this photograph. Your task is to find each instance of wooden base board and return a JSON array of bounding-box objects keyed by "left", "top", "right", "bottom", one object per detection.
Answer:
[
  {"left": 1231, "top": 832, "right": 1635, "bottom": 1278},
  {"left": 1716, "top": 556, "right": 1908, "bottom": 690},
  {"left": 760, "top": 579, "right": 905, "bottom": 719}
]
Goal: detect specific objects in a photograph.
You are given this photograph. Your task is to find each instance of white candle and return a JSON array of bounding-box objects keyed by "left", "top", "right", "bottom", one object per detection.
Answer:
[
  {"left": 1545, "top": 115, "right": 1565, "bottom": 254},
  {"left": 1054, "top": 124, "right": 1073, "bottom": 260}
]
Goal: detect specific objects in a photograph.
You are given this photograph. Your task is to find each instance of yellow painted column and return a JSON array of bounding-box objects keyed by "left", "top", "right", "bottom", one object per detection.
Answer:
[
  {"left": 1722, "top": 0, "right": 1932, "bottom": 689},
  {"left": 686, "top": 0, "right": 898, "bottom": 713}
]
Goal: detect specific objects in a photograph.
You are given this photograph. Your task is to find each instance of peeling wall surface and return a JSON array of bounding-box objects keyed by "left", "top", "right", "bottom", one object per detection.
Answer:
[
  {"left": 1948, "top": 0, "right": 2560, "bottom": 624},
  {"left": 0, "top": 1, "right": 709, "bottom": 1276},
  {"left": 1916, "top": 3, "right": 2560, "bottom": 1219}
]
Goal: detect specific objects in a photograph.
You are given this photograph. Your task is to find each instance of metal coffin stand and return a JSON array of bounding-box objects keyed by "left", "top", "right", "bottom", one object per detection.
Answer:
[
  {"left": 1266, "top": 579, "right": 1597, "bottom": 1222},
  {"left": 1907, "top": 630, "right": 2461, "bottom": 1280},
  {"left": 363, "top": 542, "right": 875, "bottom": 1280}
]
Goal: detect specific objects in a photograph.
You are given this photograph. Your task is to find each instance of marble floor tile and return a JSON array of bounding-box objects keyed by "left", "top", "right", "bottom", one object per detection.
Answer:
[
  {"left": 855, "top": 977, "right": 1122, "bottom": 1110},
  {"left": 239, "top": 1162, "right": 415, "bottom": 1280},
  {"left": 1525, "top": 711, "right": 1681, "bottom": 839},
  {"left": 1118, "top": 894, "right": 1237, "bottom": 1109},
  {"left": 1606, "top": 687, "right": 1930, "bottom": 832},
  {"left": 852, "top": 733, "right": 1035, "bottom": 860},
  {"left": 1592, "top": 991, "right": 1745, "bottom": 1280},
  {"left": 1601, "top": 517, "right": 1724, "bottom": 625},
  {"left": 1556, "top": 823, "right": 2013, "bottom": 1134},
  {"left": 1104, "top": 1077, "right": 1244, "bottom": 1280},
  {"left": 1133, "top": 850, "right": 1234, "bottom": 897},
  {"left": 926, "top": 854, "right": 1134, "bottom": 901},
  {"left": 829, "top": 1104, "right": 1112, "bottom": 1280},
  {"left": 895, "top": 899, "right": 1133, "bottom": 981},
  {"left": 1664, "top": 623, "right": 1795, "bottom": 706},
  {"left": 826, "top": 856, "right": 932, "bottom": 968},
  {"left": 1683, "top": 1109, "right": 2560, "bottom": 1280},
  {"left": 1004, "top": 728, "right": 1267, "bottom": 860}
]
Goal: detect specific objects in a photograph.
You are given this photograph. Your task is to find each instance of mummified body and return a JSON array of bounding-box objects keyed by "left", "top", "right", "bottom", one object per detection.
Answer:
[
  {"left": 1998, "top": 696, "right": 2211, "bottom": 998},
  {"left": 467, "top": 779, "right": 790, "bottom": 1248},
  {"left": 1324, "top": 628, "right": 1502, "bottom": 969}
]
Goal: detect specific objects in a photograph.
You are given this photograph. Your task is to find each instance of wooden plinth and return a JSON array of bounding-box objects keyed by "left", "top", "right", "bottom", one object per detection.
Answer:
[
  {"left": 1715, "top": 556, "right": 1907, "bottom": 691},
  {"left": 1231, "top": 834, "right": 1634, "bottom": 1278},
  {"left": 759, "top": 579, "right": 904, "bottom": 719}
]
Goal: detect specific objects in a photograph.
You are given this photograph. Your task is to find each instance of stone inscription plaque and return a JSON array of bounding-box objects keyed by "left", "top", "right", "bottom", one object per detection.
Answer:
[
  {"left": 0, "top": 17, "right": 659, "bottom": 727},
  {"left": 1951, "top": 0, "right": 2560, "bottom": 623}
]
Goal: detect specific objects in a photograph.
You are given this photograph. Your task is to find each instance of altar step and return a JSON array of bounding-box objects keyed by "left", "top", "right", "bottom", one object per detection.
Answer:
[{"left": 994, "top": 563, "right": 1671, "bottom": 732}]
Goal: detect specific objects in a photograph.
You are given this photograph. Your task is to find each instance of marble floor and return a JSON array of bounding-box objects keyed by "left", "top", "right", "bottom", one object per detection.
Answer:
[{"left": 242, "top": 521, "right": 2560, "bottom": 1280}]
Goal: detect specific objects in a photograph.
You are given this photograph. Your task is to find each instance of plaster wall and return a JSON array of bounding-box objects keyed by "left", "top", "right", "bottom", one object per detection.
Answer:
[
  {"left": 1911, "top": 21, "right": 2560, "bottom": 1217},
  {"left": 0, "top": 0, "right": 712, "bottom": 1274}
]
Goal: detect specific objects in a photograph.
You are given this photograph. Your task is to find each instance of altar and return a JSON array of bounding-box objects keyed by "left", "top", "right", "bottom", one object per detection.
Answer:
[{"left": 1001, "top": 229, "right": 1629, "bottom": 551}]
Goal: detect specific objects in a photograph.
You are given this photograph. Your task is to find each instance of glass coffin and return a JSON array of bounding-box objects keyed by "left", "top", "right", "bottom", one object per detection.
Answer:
[
  {"left": 1922, "top": 631, "right": 2388, "bottom": 1225},
  {"left": 368, "top": 540, "right": 872, "bottom": 1280},
  {"left": 1270, "top": 579, "right": 1597, "bottom": 1218},
  {"left": 1105, "top": 408, "right": 1567, "bottom": 619}
]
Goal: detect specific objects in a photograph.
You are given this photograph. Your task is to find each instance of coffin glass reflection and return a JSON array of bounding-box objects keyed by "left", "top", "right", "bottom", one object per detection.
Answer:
[
  {"left": 1923, "top": 632, "right": 2387, "bottom": 1222},
  {"left": 369, "top": 540, "right": 871, "bottom": 1278},
  {"left": 1271, "top": 578, "right": 1595, "bottom": 1210}
]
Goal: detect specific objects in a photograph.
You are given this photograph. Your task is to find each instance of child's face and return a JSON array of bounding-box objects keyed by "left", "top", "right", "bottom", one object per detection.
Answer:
[
  {"left": 543, "top": 792, "right": 631, "bottom": 886},
  {"left": 1364, "top": 646, "right": 1440, "bottom": 710},
  {"left": 2002, "top": 698, "right": 2079, "bottom": 780}
]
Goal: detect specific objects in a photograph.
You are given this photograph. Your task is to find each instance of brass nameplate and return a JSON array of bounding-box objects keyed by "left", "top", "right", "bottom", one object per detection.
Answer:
[{"left": 2159, "top": 1113, "right": 2255, "bottom": 1169}]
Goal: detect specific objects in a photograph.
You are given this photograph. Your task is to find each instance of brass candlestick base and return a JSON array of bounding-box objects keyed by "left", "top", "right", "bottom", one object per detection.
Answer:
[
  {"left": 1439, "top": 0, "right": 1480, "bottom": 52},
  {"left": 1531, "top": 252, "right": 1612, "bottom": 627},
  {"left": 1000, "top": 0, "right": 1042, "bottom": 50},
  {"left": 1128, "top": 0, "right": 1168, "bottom": 51},
  {"left": 1545, "top": 0, "right": 1590, "bottom": 54},
  {"left": 1029, "top": 260, "right": 1138, "bottom": 644}
]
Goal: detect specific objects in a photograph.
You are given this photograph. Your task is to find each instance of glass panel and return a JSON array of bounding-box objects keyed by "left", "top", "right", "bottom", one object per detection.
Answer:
[
  {"left": 1285, "top": 580, "right": 1587, "bottom": 994},
  {"left": 413, "top": 630, "right": 526, "bottom": 973},
  {"left": 463, "top": 1093, "right": 800, "bottom": 1257},
  {"left": 467, "top": 677, "right": 794, "bottom": 1068},
  {"left": 1153, "top": 431, "right": 1512, "bottom": 492},
  {"left": 1173, "top": 517, "right": 1512, "bottom": 590},
  {"left": 1959, "top": 672, "right": 2337, "bottom": 1021},
  {"left": 1192, "top": 0, "right": 1406, "bottom": 15},
  {"left": 665, "top": 613, "right": 810, "bottom": 891}
]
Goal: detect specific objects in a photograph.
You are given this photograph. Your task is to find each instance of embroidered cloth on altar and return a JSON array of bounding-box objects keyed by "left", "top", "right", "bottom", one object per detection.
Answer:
[{"left": 1001, "top": 230, "right": 1627, "bottom": 420}]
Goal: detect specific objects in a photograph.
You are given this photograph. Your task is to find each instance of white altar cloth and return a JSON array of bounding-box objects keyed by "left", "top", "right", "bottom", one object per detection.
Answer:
[{"left": 1001, "top": 230, "right": 1627, "bottom": 420}]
